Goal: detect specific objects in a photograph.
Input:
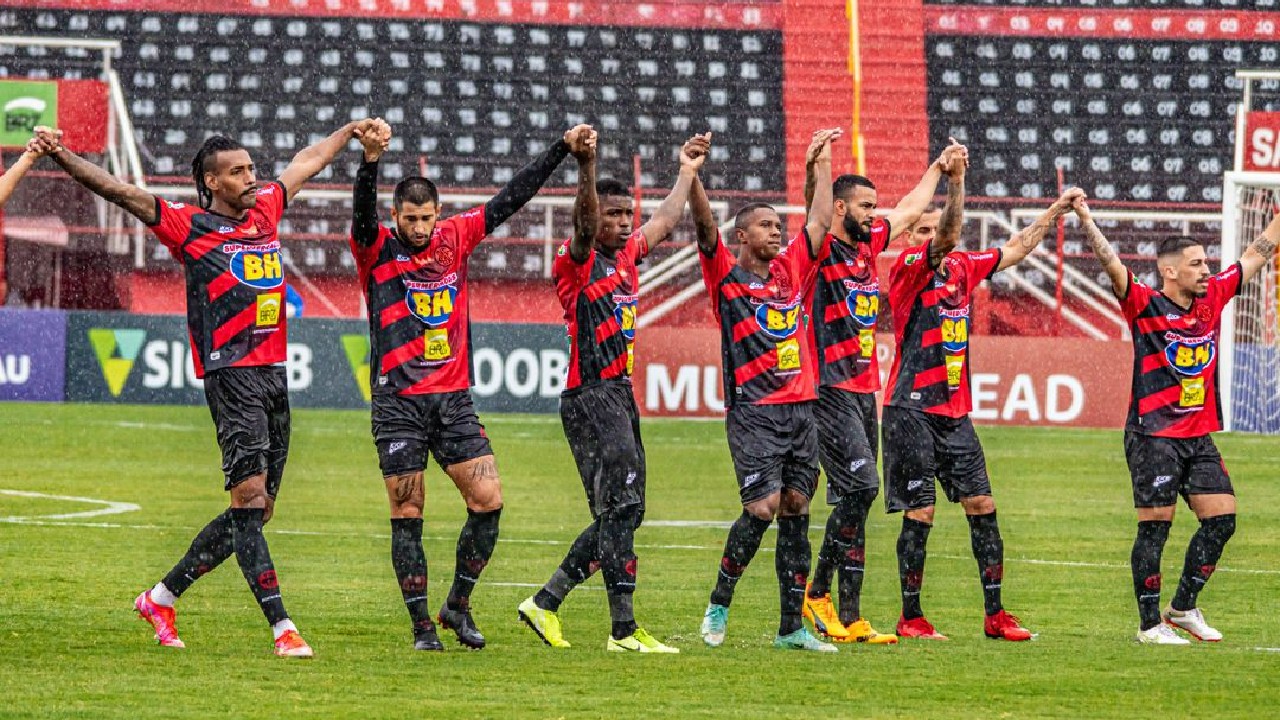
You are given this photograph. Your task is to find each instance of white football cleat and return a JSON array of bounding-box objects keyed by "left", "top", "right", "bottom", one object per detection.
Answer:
[
  {"left": 1136, "top": 624, "right": 1191, "bottom": 645},
  {"left": 1163, "top": 606, "right": 1223, "bottom": 642}
]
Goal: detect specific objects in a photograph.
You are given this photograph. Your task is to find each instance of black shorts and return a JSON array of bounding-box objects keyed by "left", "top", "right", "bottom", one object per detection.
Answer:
[
  {"left": 372, "top": 390, "right": 493, "bottom": 477},
  {"left": 726, "top": 402, "right": 820, "bottom": 506},
  {"left": 561, "top": 381, "right": 646, "bottom": 517},
  {"left": 881, "top": 405, "right": 991, "bottom": 513},
  {"left": 815, "top": 386, "right": 880, "bottom": 503},
  {"left": 1124, "top": 431, "right": 1234, "bottom": 508},
  {"left": 203, "top": 365, "right": 290, "bottom": 497}
]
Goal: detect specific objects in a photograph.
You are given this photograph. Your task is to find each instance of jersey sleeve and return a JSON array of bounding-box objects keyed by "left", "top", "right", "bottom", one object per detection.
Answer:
[
  {"left": 147, "top": 197, "right": 196, "bottom": 259},
  {"left": 553, "top": 240, "right": 594, "bottom": 312},
  {"left": 625, "top": 228, "right": 651, "bottom": 265},
  {"left": 348, "top": 225, "right": 387, "bottom": 281},
  {"left": 1118, "top": 273, "right": 1155, "bottom": 321},
  {"left": 870, "top": 217, "right": 892, "bottom": 255},
  {"left": 254, "top": 181, "right": 288, "bottom": 225},
  {"left": 452, "top": 205, "right": 489, "bottom": 257},
  {"left": 1205, "top": 262, "right": 1244, "bottom": 314},
  {"left": 780, "top": 228, "right": 830, "bottom": 293},
  {"left": 958, "top": 248, "right": 1003, "bottom": 291},
  {"left": 698, "top": 231, "right": 735, "bottom": 316}
]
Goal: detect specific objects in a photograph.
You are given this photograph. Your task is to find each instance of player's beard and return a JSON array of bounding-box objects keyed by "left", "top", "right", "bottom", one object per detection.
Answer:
[{"left": 844, "top": 214, "right": 872, "bottom": 244}]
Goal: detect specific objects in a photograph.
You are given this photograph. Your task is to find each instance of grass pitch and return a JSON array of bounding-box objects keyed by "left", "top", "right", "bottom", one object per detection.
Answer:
[{"left": 1, "top": 403, "right": 1278, "bottom": 718}]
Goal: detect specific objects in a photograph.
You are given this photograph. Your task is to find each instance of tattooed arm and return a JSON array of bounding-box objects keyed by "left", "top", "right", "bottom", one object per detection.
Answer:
[
  {"left": 996, "top": 187, "right": 1083, "bottom": 272},
  {"left": 1072, "top": 195, "right": 1130, "bottom": 299},
  {"left": 1239, "top": 204, "right": 1280, "bottom": 284}
]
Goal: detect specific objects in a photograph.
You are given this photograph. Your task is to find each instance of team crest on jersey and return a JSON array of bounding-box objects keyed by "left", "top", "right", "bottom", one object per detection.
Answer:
[
  {"left": 613, "top": 293, "right": 638, "bottom": 341},
  {"left": 1164, "top": 332, "right": 1215, "bottom": 376},
  {"left": 756, "top": 300, "right": 801, "bottom": 340},
  {"left": 433, "top": 243, "right": 456, "bottom": 268},
  {"left": 843, "top": 280, "right": 879, "bottom": 328},
  {"left": 405, "top": 274, "right": 459, "bottom": 328},
  {"left": 227, "top": 242, "right": 284, "bottom": 289}
]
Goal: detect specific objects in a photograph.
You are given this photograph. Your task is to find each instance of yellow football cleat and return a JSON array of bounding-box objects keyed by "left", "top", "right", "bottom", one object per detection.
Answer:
[
  {"left": 836, "top": 618, "right": 899, "bottom": 645},
  {"left": 607, "top": 628, "right": 680, "bottom": 653},
  {"left": 518, "top": 596, "right": 571, "bottom": 648},
  {"left": 801, "top": 585, "right": 851, "bottom": 640}
]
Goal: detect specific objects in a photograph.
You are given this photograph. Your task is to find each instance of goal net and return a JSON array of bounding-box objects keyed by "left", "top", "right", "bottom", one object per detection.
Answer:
[{"left": 1221, "top": 172, "right": 1280, "bottom": 432}]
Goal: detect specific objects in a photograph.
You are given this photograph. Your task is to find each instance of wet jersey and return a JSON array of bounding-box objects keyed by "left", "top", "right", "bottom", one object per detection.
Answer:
[
  {"left": 1120, "top": 264, "right": 1242, "bottom": 437},
  {"left": 700, "top": 230, "right": 829, "bottom": 408},
  {"left": 554, "top": 229, "right": 649, "bottom": 391},
  {"left": 807, "top": 218, "right": 892, "bottom": 393},
  {"left": 350, "top": 207, "right": 487, "bottom": 397},
  {"left": 884, "top": 243, "right": 1002, "bottom": 418},
  {"left": 147, "top": 181, "right": 289, "bottom": 378}
]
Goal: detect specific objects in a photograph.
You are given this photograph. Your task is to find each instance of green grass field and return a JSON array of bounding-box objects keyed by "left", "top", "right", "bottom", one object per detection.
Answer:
[{"left": 1, "top": 403, "right": 1278, "bottom": 718}]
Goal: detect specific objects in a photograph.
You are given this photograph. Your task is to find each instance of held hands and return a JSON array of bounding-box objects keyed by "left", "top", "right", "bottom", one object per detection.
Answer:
[
  {"left": 1054, "top": 187, "right": 1087, "bottom": 217},
  {"left": 806, "top": 128, "right": 842, "bottom": 165},
  {"left": 1070, "top": 191, "right": 1093, "bottom": 222},
  {"left": 28, "top": 126, "right": 64, "bottom": 157},
  {"left": 353, "top": 117, "right": 392, "bottom": 162},
  {"left": 680, "top": 132, "right": 711, "bottom": 172},
  {"left": 935, "top": 136, "right": 969, "bottom": 178},
  {"left": 564, "top": 124, "right": 597, "bottom": 161}
]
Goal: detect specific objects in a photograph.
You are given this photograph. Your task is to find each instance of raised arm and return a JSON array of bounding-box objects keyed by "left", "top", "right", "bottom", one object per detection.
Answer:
[
  {"left": 351, "top": 119, "right": 390, "bottom": 248},
  {"left": 0, "top": 148, "right": 39, "bottom": 207},
  {"left": 1239, "top": 203, "right": 1280, "bottom": 284},
  {"left": 928, "top": 152, "right": 967, "bottom": 268},
  {"left": 638, "top": 133, "right": 709, "bottom": 249},
  {"left": 1072, "top": 195, "right": 1130, "bottom": 298},
  {"left": 996, "top": 187, "right": 1082, "bottom": 272},
  {"left": 484, "top": 126, "right": 579, "bottom": 234},
  {"left": 805, "top": 128, "right": 841, "bottom": 255},
  {"left": 278, "top": 119, "right": 377, "bottom": 202},
  {"left": 567, "top": 127, "right": 599, "bottom": 263},
  {"left": 885, "top": 137, "right": 967, "bottom": 234},
  {"left": 35, "top": 126, "right": 158, "bottom": 224},
  {"left": 690, "top": 173, "right": 719, "bottom": 256}
]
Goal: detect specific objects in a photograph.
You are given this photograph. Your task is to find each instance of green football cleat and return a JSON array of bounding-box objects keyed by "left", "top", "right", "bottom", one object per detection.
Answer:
[
  {"left": 518, "top": 596, "right": 571, "bottom": 648},
  {"left": 607, "top": 627, "right": 680, "bottom": 653},
  {"left": 774, "top": 627, "right": 839, "bottom": 653},
  {"left": 701, "top": 603, "right": 729, "bottom": 647}
]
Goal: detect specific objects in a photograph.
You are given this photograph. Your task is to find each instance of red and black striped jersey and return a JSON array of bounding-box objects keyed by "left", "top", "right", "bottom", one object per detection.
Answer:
[
  {"left": 700, "top": 230, "right": 829, "bottom": 408},
  {"left": 554, "top": 229, "right": 649, "bottom": 391},
  {"left": 884, "top": 242, "right": 1002, "bottom": 418},
  {"left": 1120, "top": 264, "right": 1242, "bottom": 438},
  {"left": 806, "top": 218, "right": 891, "bottom": 393},
  {"left": 350, "top": 207, "right": 487, "bottom": 397},
  {"left": 147, "top": 182, "right": 289, "bottom": 379}
]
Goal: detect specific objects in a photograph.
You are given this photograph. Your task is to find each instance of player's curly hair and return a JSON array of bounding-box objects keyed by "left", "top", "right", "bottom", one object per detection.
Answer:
[{"left": 190, "top": 136, "right": 246, "bottom": 209}]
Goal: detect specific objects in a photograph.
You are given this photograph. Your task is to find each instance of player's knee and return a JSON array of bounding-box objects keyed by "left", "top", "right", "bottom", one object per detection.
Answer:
[
  {"left": 744, "top": 495, "right": 779, "bottom": 521},
  {"left": 961, "top": 495, "right": 995, "bottom": 515},
  {"left": 262, "top": 497, "right": 276, "bottom": 524},
  {"left": 1203, "top": 513, "right": 1236, "bottom": 541},
  {"left": 905, "top": 506, "right": 935, "bottom": 524},
  {"left": 464, "top": 479, "right": 503, "bottom": 513},
  {"left": 230, "top": 475, "right": 269, "bottom": 509},
  {"left": 778, "top": 489, "right": 810, "bottom": 516},
  {"left": 391, "top": 500, "right": 424, "bottom": 519}
]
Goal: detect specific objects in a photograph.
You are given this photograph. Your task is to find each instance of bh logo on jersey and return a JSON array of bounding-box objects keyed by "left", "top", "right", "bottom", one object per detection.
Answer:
[
  {"left": 614, "top": 294, "right": 638, "bottom": 341},
  {"left": 756, "top": 301, "right": 801, "bottom": 341},
  {"left": 843, "top": 281, "right": 879, "bottom": 328},
  {"left": 229, "top": 245, "right": 284, "bottom": 289},
  {"left": 1164, "top": 333, "right": 1215, "bottom": 376},
  {"left": 405, "top": 275, "right": 458, "bottom": 328}
]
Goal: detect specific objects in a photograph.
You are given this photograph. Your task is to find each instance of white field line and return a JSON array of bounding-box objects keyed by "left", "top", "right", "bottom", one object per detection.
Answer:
[{"left": 0, "top": 489, "right": 141, "bottom": 522}]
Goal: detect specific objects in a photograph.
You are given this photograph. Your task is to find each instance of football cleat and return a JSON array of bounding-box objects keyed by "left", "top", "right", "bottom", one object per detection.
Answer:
[
  {"left": 700, "top": 603, "right": 729, "bottom": 648},
  {"left": 607, "top": 628, "right": 680, "bottom": 654},
  {"left": 773, "top": 627, "right": 838, "bottom": 653},
  {"left": 1162, "top": 606, "right": 1222, "bottom": 642},
  {"left": 134, "top": 590, "right": 185, "bottom": 649},
  {"left": 273, "top": 630, "right": 314, "bottom": 658},
  {"left": 896, "top": 614, "right": 948, "bottom": 640},
  {"left": 1136, "top": 624, "right": 1191, "bottom": 645},
  {"left": 836, "top": 617, "right": 899, "bottom": 645},
  {"left": 438, "top": 603, "right": 486, "bottom": 650},
  {"left": 801, "top": 585, "right": 850, "bottom": 640},
  {"left": 412, "top": 620, "right": 445, "bottom": 651},
  {"left": 517, "top": 597, "right": 570, "bottom": 648},
  {"left": 984, "top": 610, "right": 1034, "bottom": 641}
]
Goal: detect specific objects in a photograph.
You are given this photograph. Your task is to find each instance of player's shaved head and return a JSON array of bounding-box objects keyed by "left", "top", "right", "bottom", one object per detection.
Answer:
[
  {"left": 734, "top": 203, "right": 776, "bottom": 232},
  {"left": 596, "top": 178, "right": 632, "bottom": 199},
  {"left": 1156, "top": 236, "right": 1202, "bottom": 266},
  {"left": 393, "top": 176, "right": 439, "bottom": 210},
  {"left": 833, "top": 174, "right": 875, "bottom": 202}
]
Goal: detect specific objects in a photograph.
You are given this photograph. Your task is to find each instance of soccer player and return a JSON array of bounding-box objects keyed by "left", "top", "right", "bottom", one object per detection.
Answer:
[
  {"left": 32, "top": 119, "right": 379, "bottom": 657},
  {"left": 350, "top": 121, "right": 592, "bottom": 651},
  {"left": 517, "top": 132, "right": 710, "bottom": 654},
  {"left": 1072, "top": 196, "right": 1280, "bottom": 644},
  {"left": 799, "top": 141, "right": 968, "bottom": 645},
  {"left": 689, "top": 128, "right": 840, "bottom": 653},
  {"left": 882, "top": 173, "right": 1083, "bottom": 642}
]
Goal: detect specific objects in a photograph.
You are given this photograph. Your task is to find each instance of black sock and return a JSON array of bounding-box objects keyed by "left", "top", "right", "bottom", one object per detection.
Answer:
[
  {"left": 390, "top": 517, "right": 433, "bottom": 636},
  {"left": 775, "top": 514, "right": 811, "bottom": 636},
  {"left": 897, "top": 517, "right": 932, "bottom": 620},
  {"left": 600, "top": 505, "right": 642, "bottom": 639},
  {"left": 836, "top": 491, "right": 876, "bottom": 624},
  {"left": 161, "top": 509, "right": 235, "bottom": 597},
  {"left": 535, "top": 520, "right": 599, "bottom": 612},
  {"left": 808, "top": 511, "right": 841, "bottom": 599},
  {"left": 229, "top": 507, "right": 288, "bottom": 626},
  {"left": 1172, "top": 514, "right": 1235, "bottom": 612},
  {"left": 967, "top": 511, "right": 1005, "bottom": 616},
  {"left": 447, "top": 507, "right": 501, "bottom": 611},
  {"left": 1132, "top": 520, "right": 1172, "bottom": 630},
  {"left": 710, "top": 512, "right": 771, "bottom": 608}
]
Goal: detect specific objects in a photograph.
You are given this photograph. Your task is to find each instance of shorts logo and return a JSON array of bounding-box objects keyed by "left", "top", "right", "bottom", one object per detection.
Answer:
[
  {"left": 229, "top": 249, "right": 285, "bottom": 289},
  {"left": 743, "top": 472, "right": 762, "bottom": 487},
  {"left": 1152, "top": 475, "right": 1173, "bottom": 488},
  {"left": 388, "top": 441, "right": 408, "bottom": 455},
  {"left": 1163, "top": 334, "right": 1215, "bottom": 376},
  {"left": 849, "top": 458, "right": 868, "bottom": 473},
  {"left": 625, "top": 470, "right": 637, "bottom": 486},
  {"left": 88, "top": 328, "right": 147, "bottom": 397},
  {"left": 907, "top": 479, "right": 924, "bottom": 491},
  {"left": 340, "top": 334, "right": 372, "bottom": 403},
  {"left": 755, "top": 301, "right": 800, "bottom": 341}
]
